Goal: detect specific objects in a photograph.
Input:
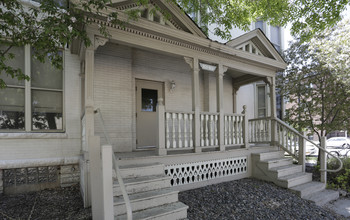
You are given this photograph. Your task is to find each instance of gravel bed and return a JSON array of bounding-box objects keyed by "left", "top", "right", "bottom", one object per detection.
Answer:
[
  {"left": 179, "top": 178, "right": 346, "bottom": 220},
  {"left": 0, "top": 184, "right": 91, "bottom": 220}
]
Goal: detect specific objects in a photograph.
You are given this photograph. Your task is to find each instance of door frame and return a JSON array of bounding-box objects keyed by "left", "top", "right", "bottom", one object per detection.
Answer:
[{"left": 134, "top": 78, "right": 165, "bottom": 151}]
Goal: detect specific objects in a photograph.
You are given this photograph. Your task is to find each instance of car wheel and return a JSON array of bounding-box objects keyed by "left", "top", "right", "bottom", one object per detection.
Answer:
[{"left": 327, "top": 151, "right": 340, "bottom": 160}]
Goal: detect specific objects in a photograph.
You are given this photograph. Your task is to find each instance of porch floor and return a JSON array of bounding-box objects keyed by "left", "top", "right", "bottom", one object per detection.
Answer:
[{"left": 115, "top": 143, "right": 271, "bottom": 159}]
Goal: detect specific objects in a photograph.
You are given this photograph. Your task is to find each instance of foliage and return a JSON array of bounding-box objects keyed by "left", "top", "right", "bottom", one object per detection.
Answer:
[
  {"left": 278, "top": 26, "right": 350, "bottom": 141},
  {"left": 310, "top": 18, "right": 350, "bottom": 94},
  {"left": 1, "top": 0, "right": 349, "bottom": 87},
  {"left": 327, "top": 157, "right": 350, "bottom": 192}
]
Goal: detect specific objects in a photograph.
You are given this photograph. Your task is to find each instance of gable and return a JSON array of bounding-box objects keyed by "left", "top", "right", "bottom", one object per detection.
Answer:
[
  {"left": 226, "top": 29, "right": 284, "bottom": 62},
  {"left": 109, "top": 0, "right": 207, "bottom": 38}
]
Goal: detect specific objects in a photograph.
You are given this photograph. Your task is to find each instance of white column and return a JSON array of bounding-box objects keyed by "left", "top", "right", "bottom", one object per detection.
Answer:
[
  {"left": 157, "top": 98, "right": 166, "bottom": 155},
  {"left": 217, "top": 64, "right": 227, "bottom": 151},
  {"left": 185, "top": 57, "right": 201, "bottom": 153},
  {"left": 269, "top": 76, "right": 277, "bottom": 146}
]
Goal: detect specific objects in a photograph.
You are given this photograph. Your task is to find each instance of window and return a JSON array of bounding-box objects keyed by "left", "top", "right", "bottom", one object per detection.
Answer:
[
  {"left": 255, "top": 20, "right": 265, "bottom": 33},
  {"left": 270, "top": 25, "right": 281, "bottom": 52},
  {"left": 257, "top": 85, "right": 267, "bottom": 118},
  {"left": 0, "top": 45, "right": 63, "bottom": 131},
  {"left": 141, "top": 89, "right": 158, "bottom": 112}
]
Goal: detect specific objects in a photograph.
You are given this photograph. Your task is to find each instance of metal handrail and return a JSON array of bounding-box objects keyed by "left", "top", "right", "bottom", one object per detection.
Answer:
[
  {"left": 273, "top": 117, "right": 343, "bottom": 173},
  {"left": 95, "top": 108, "right": 132, "bottom": 220}
]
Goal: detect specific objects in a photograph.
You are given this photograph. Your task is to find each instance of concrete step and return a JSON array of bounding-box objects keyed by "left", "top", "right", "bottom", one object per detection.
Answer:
[
  {"left": 269, "top": 164, "right": 302, "bottom": 178},
  {"left": 259, "top": 157, "right": 293, "bottom": 169},
  {"left": 304, "top": 189, "right": 339, "bottom": 206},
  {"left": 252, "top": 151, "right": 285, "bottom": 161},
  {"left": 114, "top": 188, "right": 178, "bottom": 216},
  {"left": 290, "top": 181, "right": 326, "bottom": 198},
  {"left": 276, "top": 172, "right": 312, "bottom": 188},
  {"left": 114, "top": 175, "right": 171, "bottom": 196},
  {"left": 115, "top": 202, "right": 188, "bottom": 220},
  {"left": 119, "top": 163, "right": 164, "bottom": 178}
]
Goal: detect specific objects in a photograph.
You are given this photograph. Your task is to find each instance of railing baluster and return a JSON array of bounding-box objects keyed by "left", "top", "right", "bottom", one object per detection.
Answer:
[
  {"left": 205, "top": 114, "right": 209, "bottom": 146},
  {"left": 178, "top": 113, "right": 182, "bottom": 148},
  {"left": 166, "top": 113, "right": 170, "bottom": 148},
  {"left": 215, "top": 115, "right": 218, "bottom": 145},
  {"left": 172, "top": 113, "right": 177, "bottom": 148},
  {"left": 184, "top": 114, "right": 188, "bottom": 148},
  {"left": 189, "top": 114, "right": 193, "bottom": 147},
  {"left": 200, "top": 114, "right": 204, "bottom": 147}
]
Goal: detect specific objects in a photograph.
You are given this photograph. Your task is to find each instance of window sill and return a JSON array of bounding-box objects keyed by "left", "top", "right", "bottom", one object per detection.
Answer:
[{"left": 0, "top": 132, "right": 68, "bottom": 139}]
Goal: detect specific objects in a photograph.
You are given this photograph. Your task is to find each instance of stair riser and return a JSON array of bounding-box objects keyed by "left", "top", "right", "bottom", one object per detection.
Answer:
[
  {"left": 114, "top": 179, "right": 171, "bottom": 197},
  {"left": 259, "top": 159, "right": 293, "bottom": 170},
  {"left": 120, "top": 166, "right": 165, "bottom": 179},
  {"left": 271, "top": 166, "right": 302, "bottom": 179},
  {"left": 253, "top": 152, "right": 285, "bottom": 161},
  {"left": 115, "top": 208, "right": 188, "bottom": 220},
  {"left": 114, "top": 193, "right": 178, "bottom": 216},
  {"left": 277, "top": 175, "right": 312, "bottom": 188},
  {"left": 312, "top": 192, "right": 339, "bottom": 206},
  {"left": 297, "top": 185, "right": 326, "bottom": 198}
]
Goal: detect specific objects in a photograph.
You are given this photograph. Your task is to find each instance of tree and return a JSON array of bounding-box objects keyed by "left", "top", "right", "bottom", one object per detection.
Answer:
[
  {"left": 1, "top": 0, "right": 349, "bottom": 88},
  {"left": 279, "top": 27, "right": 350, "bottom": 143}
]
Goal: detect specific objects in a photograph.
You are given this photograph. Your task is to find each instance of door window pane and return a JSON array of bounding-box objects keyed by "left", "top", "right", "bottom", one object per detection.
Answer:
[
  {"left": 0, "top": 88, "right": 25, "bottom": 129},
  {"left": 0, "top": 46, "right": 25, "bottom": 86},
  {"left": 31, "top": 50, "right": 63, "bottom": 89},
  {"left": 32, "top": 90, "right": 62, "bottom": 130},
  {"left": 257, "top": 86, "right": 266, "bottom": 118},
  {"left": 141, "top": 89, "right": 158, "bottom": 112}
]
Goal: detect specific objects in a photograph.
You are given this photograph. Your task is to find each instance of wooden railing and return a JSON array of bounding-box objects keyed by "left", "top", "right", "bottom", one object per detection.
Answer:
[
  {"left": 224, "top": 113, "right": 244, "bottom": 146},
  {"left": 157, "top": 100, "right": 249, "bottom": 154},
  {"left": 200, "top": 112, "right": 219, "bottom": 147},
  {"left": 248, "top": 117, "right": 271, "bottom": 143},
  {"left": 165, "top": 111, "right": 194, "bottom": 149}
]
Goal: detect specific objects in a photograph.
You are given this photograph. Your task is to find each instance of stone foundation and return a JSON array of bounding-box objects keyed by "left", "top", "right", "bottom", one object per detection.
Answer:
[
  {"left": 1, "top": 164, "right": 80, "bottom": 194},
  {"left": 60, "top": 164, "right": 80, "bottom": 187}
]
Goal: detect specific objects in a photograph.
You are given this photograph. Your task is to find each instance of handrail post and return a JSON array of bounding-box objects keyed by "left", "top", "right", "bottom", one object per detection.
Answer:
[
  {"left": 157, "top": 98, "right": 166, "bottom": 156},
  {"left": 298, "top": 131, "right": 306, "bottom": 172},
  {"left": 101, "top": 145, "right": 114, "bottom": 220},
  {"left": 242, "top": 105, "right": 249, "bottom": 148},
  {"left": 270, "top": 118, "right": 277, "bottom": 146},
  {"left": 320, "top": 136, "right": 327, "bottom": 183}
]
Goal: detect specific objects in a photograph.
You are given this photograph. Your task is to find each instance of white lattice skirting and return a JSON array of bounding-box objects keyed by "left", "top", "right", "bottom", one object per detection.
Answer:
[{"left": 165, "top": 157, "right": 247, "bottom": 186}]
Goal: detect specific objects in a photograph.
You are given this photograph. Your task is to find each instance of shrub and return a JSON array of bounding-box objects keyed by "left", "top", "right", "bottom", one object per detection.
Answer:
[{"left": 327, "top": 157, "right": 350, "bottom": 192}]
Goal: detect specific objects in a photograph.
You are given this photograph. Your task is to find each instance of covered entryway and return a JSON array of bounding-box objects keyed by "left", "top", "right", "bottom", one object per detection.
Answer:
[{"left": 136, "top": 79, "right": 164, "bottom": 149}]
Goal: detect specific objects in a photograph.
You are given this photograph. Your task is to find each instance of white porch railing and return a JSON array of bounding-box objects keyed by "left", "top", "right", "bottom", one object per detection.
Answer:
[
  {"left": 158, "top": 101, "right": 249, "bottom": 154},
  {"left": 200, "top": 112, "right": 219, "bottom": 147},
  {"left": 224, "top": 113, "right": 244, "bottom": 146},
  {"left": 248, "top": 117, "right": 271, "bottom": 143},
  {"left": 165, "top": 111, "right": 194, "bottom": 149}
]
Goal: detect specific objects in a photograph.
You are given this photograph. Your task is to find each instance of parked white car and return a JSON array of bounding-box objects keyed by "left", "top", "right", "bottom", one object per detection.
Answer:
[{"left": 326, "top": 137, "right": 350, "bottom": 148}]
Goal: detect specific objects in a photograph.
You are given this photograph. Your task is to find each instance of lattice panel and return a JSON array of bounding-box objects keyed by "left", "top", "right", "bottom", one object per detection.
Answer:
[{"left": 165, "top": 157, "right": 247, "bottom": 186}]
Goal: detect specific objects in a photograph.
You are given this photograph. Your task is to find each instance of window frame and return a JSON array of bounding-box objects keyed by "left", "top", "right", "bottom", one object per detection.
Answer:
[
  {"left": 0, "top": 45, "right": 65, "bottom": 133},
  {"left": 255, "top": 83, "right": 268, "bottom": 118}
]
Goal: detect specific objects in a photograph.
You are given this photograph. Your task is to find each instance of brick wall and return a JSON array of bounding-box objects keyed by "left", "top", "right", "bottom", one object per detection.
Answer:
[{"left": 94, "top": 43, "right": 235, "bottom": 152}]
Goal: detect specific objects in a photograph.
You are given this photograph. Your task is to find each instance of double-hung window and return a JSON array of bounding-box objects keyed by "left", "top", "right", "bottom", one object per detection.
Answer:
[{"left": 0, "top": 45, "right": 63, "bottom": 132}]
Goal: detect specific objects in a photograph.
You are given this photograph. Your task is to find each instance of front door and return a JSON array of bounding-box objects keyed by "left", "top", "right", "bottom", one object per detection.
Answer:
[{"left": 136, "top": 79, "right": 164, "bottom": 149}]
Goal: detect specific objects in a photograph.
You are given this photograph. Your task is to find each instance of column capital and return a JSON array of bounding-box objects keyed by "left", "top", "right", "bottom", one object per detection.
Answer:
[
  {"left": 264, "top": 76, "right": 275, "bottom": 86},
  {"left": 217, "top": 64, "right": 228, "bottom": 76}
]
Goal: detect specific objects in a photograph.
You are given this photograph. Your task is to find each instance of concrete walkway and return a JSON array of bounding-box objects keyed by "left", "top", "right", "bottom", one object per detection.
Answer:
[{"left": 326, "top": 198, "right": 350, "bottom": 218}]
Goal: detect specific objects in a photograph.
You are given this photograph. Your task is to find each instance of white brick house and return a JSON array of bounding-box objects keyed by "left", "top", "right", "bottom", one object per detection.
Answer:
[{"left": 1, "top": 1, "right": 339, "bottom": 219}]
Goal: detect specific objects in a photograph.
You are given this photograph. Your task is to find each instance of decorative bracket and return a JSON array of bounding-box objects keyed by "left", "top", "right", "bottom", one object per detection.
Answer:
[
  {"left": 94, "top": 36, "right": 109, "bottom": 50},
  {"left": 184, "top": 57, "right": 194, "bottom": 69}
]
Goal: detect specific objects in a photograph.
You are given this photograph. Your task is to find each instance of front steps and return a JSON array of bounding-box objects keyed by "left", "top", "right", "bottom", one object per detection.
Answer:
[
  {"left": 114, "top": 162, "right": 188, "bottom": 220},
  {"left": 252, "top": 150, "right": 339, "bottom": 206}
]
